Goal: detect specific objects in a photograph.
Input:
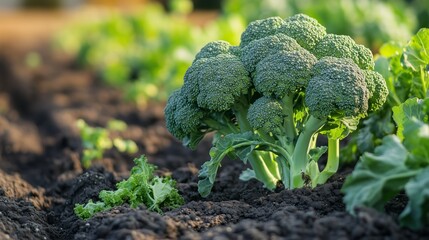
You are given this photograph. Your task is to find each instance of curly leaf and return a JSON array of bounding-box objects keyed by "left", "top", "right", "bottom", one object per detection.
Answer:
[{"left": 148, "top": 176, "right": 181, "bottom": 212}]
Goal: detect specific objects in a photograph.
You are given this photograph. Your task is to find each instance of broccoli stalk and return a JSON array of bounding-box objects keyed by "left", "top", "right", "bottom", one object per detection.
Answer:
[{"left": 164, "top": 14, "right": 388, "bottom": 196}]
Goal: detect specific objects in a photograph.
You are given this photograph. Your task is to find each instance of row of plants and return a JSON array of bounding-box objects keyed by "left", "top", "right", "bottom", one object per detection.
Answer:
[
  {"left": 54, "top": 1, "right": 245, "bottom": 106},
  {"left": 223, "top": 0, "right": 419, "bottom": 51}
]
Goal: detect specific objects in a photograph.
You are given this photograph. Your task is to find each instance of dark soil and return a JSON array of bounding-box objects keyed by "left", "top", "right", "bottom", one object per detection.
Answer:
[{"left": 0, "top": 44, "right": 428, "bottom": 240}]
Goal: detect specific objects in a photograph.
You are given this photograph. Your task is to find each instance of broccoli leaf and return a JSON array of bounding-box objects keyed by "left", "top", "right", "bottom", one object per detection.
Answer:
[
  {"left": 403, "top": 118, "right": 429, "bottom": 168},
  {"left": 402, "top": 28, "right": 429, "bottom": 99},
  {"left": 402, "top": 28, "right": 429, "bottom": 72},
  {"left": 392, "top": 97, "right": 429, "bottom": 140},
  {"left": 342, "top": 135, "right": 416, "bottom": 213},
  {"left": 198, "top": 132, "right": 258, "bottom": 197},
  {"left": 239, "top": 168, "right": 256, "bottom": 181},
  {"left": 399, "top": 168, "right": 429, "bottom": 229}
]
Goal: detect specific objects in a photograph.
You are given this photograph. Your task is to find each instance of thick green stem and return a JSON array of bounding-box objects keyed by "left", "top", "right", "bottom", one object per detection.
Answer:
[
  {"left": 317, "top": 138, "right": 339, "bottom": 185},
  {"left": 280, "top": 94, "right": 297, "bottom": 152},
  {"left": 290, "top": 115, "right": 325, "bottom": 188},
  {"left": 247, "top": 151, "right": 278, "bottom": 190}
]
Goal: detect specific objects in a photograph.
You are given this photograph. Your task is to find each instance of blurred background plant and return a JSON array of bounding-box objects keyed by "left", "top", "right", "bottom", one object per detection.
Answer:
[
  {"left": 223, "top": 0, "right": 420, "bottom": 51},
  {"left": 77, "top": 119, "right": 138, "bottom": 168},
  {"left": 53, "top": 0, "right": 245, "bottom": 107}
]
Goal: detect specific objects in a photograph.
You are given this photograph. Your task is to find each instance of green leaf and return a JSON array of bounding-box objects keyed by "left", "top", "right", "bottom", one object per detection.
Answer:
[
  {"left": 74, "top": 200, "right": 110, "bottom": 220},
  {"left": 403, "top": 118, "right": 429, "bottom": 168},
  {"left": 198, "top": 132, "right": 257, "bottom": 197},
  {"left": 182, "top": 131, "right": 206, "bottom": 150},
  {"left": 399, "top": 167, "right": 429, "bottom": 229},
  {"left": 148, "top": 177, "right": 175, "bottom": 212},
  {"left": 392, "top": 97, "right": 429, "bottom": 140},
  {"left": 239, "top": 168, "right": 256, "bottom": 181},
  {"left": 319, "top": 117, "right": 359, "bottom": 140},
  {"left": 74, "top": 155, "right": 183, "bottom": 219},
  {"left": 379, "top": 41, "right": 404, "bottom": 58},
  {"left": 342, "top": 135, "right": 417, "bottom": 213},
  {"left": 308, "top": 146, "right": 327, "bottom": 163},
  {"left": 402, "top": 28, "right": 429, "bottom": 71}
]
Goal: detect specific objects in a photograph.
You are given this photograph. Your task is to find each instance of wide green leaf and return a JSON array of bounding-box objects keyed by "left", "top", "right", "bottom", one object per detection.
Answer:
[
  {"left": 399, "top": 168, "right": 429, "bottom": 229},
  {"left": 402, "top": 28, "right": 429, "bottom": 71},
  {"left": 403, "top": 118, "right": 429, "bottom": 168},
  {"left": 392, "top": 97, "right": 429, "bottom": 140},
  {"left": 342, "top": 135, "right": 416, "bottom": 212}
]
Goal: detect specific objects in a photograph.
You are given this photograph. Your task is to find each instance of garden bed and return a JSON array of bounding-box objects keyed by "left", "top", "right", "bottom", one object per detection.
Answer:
[{"left": 0, "top": 42, "right": 428, "bottom": 240}]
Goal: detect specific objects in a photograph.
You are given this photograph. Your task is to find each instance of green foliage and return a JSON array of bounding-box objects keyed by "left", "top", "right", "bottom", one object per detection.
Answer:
[
  {"left": 343, "top": 28, "right": 429, "bottom": 161},
  {"left": 342, "top": 97, "right": 429, "bottom": 229},
  {"left": 164, "top": 14, "right": 387, "bottom": 196},
  {"left": 77, "top": 119, "right": 138, "bottom": 168},
  {"left": 223, "top": 0, "right": 417, "bottom": 51},
  {"left": 74, "top": 155, "right": 184, "bottom": 219},
  {"left": 53, "top": 3, "right": 245, "bottom": 106}
]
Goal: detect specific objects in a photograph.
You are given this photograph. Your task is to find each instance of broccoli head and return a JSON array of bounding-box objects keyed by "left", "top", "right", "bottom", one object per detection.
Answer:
[
  {"left": 240, "top": 16, "right": 286, "bottom": 47},
  {"left": 194, "top": 40, "right": 234, "bottom": 61},
  {"left": 306, "top": 57, "right": 369, "bottom": 120},
  {"left": 312, "top": 34, "right": 374, "bottom": 70},
  {"left": 248, "top": 96, "right": 285, "bottom": 135},
  {"left": 363, "top": 70, "right": 389, "bottom": 112},
  {"left": 254, "top": 49, "right": 317, "bottom": 99},
  {"left": 280, "top": 13, "right": 327, "bottom": 50},
  {"left": 164, "top": 90, "right": 204, "bottom": 143},
  {"left": 241, "top": 33, "right": 302, "bottom": 74},
  {"left": 184, "top": 54, "right": 251, "bottom": 111}
]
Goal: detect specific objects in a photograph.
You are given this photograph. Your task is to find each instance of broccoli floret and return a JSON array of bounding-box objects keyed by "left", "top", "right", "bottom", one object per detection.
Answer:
[
  {"left": 280, "top": 14, "right": 327, "bottom": 50},
  {"left": 306, "top": 57, "right": 369, "bottom": 119},
  {"left": 194, "top": 40, "right": 233, "bottom": 61},
  {"left": 164, "top": 90, "right": 204, "bottom": 142},
  {"left": 254, "top": 49, "right": 317, "bottom": 99},
  {"left": 185, "top": 54, "right": 251, "bottom": 111},
  {"left": 248, "top": 97, "right": 285, "bottom": 135},
  {"left": 240, "top": 17, "right": 286, "bottom": 47},
  {"left": 363, "top": 70, "right": 389, "bottom": 112},
  {"left": 353, "top": 44, "right": 375, "bottom": 70},
  {"left": 165, "top": 14, "right": 388, "bottom": 196},
  {"left": 312, "top": 34, "right": 374, "bottom": 70},
  {"left": 241, "top": 33, "right": 302, "bottom": 73}
]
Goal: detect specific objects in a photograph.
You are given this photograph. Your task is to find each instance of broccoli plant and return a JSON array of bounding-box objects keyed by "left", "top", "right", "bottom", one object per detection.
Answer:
[
  {"left": 77, "top": 119, "right": 138, "bottom": 168},
  {"left": 75, "top": 155, "right": 184, "bottom": 219},
  {"left": 164, "top": 14, "right": 388, "bottom": 197}
]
